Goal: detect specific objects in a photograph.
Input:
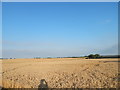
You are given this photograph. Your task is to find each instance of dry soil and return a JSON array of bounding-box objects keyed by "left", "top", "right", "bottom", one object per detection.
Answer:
[{"left": 1, "top": 58, "right": 119, "bottom": 88}]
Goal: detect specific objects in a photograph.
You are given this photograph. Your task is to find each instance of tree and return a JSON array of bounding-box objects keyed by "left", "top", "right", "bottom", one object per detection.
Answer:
[
  {"left": 88, "top": 54, "right": 95, "bottom": 59},
  {"left": 95, "top": 54, "right": 101, "bottom": 58},
  {"left": 88, "top": 54, "right": 101, "bottom": 59}
]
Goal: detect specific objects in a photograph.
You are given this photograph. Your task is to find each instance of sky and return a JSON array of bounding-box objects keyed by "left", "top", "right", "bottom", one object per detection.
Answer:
[
  {"left": 2, "top": 0, "right": 120, "bottom": 2},
  {"left": 2, "top": 2, "right": 118, "bottom": 58},
  {"left": 0, "top": 2, "right": 2, "bottom": 58}
]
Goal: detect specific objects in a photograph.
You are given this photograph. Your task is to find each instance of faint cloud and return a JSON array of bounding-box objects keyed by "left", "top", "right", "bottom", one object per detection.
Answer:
[
  {"left": 99, "top": 19, "right": 112, "bottom": 25},
  {"left": 3, "top": 40, "right": 58, "bottom": 48},
  {"left": 99, "top": 44, "right": 118, "bottom": 55},
  {"left": 103, "top": 19, "right": 111, "bottom": 24},
  {"left": 2, "top": 40, "right": 118, "bottom": 58},
  {"left": 105, "top": 19, "right": 111, "bottom": 23}
]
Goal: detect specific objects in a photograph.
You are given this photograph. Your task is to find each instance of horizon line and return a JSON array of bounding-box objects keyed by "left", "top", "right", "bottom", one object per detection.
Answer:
[{"left": 1, "top": 54, "right": 120, "bottom": 59}]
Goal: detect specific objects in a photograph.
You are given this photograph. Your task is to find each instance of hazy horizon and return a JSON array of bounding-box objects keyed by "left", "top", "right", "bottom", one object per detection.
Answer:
[{"left": 2, "top": 2, "right": 118, "bottom": 58}]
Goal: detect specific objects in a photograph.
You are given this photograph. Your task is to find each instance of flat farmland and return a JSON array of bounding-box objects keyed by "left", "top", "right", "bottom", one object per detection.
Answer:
[{"left": 2, "top": 58, "right": 119, "bottom": 88}]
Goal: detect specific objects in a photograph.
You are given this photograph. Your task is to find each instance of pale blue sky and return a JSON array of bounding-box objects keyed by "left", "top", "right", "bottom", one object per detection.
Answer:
[{"left": 2, "top": 2, "right": 118, "bottom": 58}]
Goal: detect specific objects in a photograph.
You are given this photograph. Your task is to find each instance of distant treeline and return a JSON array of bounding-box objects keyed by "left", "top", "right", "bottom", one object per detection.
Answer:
[
  {"left": 1, "top": 54, "right": 120, "bottom": 60},
  {"left": 100, "top": 55, "right": 120, "bottom": 58},
  {"left": 85, "top": 54, "right": 120, "bottom": 59},
  {"left": 34, "top": 56, "right": 84, "bottom": 59},
  {"left": 0, "top": 58, "right": 15, "bottom": 59},
  {"left": 34, "top": 54, "right": 120, "bottom": 59}
]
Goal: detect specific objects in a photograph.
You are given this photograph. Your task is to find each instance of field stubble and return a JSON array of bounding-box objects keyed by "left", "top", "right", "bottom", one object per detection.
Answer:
[{"left": 1, "top": 58, "right": 119, "bottom": 88}]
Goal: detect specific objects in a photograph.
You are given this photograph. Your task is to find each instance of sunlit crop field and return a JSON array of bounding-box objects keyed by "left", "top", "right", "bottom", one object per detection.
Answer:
[{"left": 2, "top": 58, "right": 119, "bottom": 88}]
